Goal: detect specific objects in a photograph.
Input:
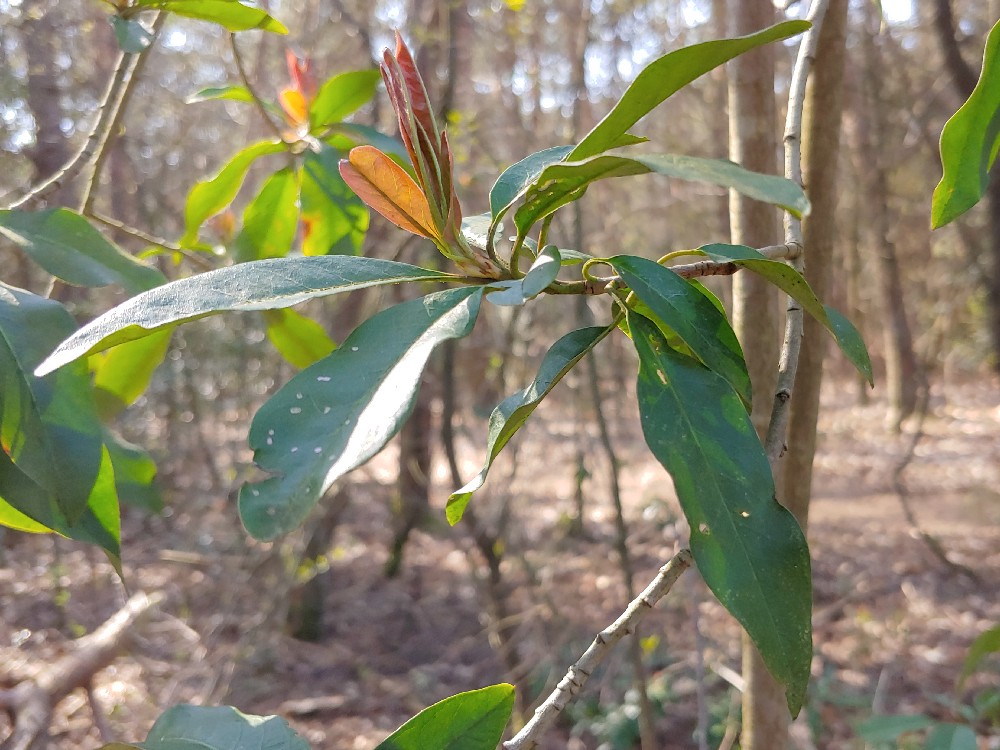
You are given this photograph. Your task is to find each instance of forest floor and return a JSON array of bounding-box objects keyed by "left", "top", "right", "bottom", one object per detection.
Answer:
[{"left": 2, "top": 373, "right": 1000, "bottom": 750}]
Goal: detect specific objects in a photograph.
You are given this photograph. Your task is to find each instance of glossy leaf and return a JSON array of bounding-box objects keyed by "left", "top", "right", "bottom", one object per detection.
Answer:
[
  {"left": 696, "top": 244, "right": 873, "bottom": 385},
  {"left": 932, "top": 18, "right": 1000, "bottom": 228},
  {"left": 134, "top": 1, "right": 288, "bottom": 33},
  {"left": 181, "top": 140, "right": 285, "bottom": 248},
  {"left": 1, "top": 284, "right": 108, "bottom": 523},
  {"left": 375, "top": 684, "right": 515, "bottom": 750},
  {"left": 926, "top": 724, "right": 978, "bottom": 750},
  {"left": 36, "top": 256, "right": 451, "bottom": 375},
  {"left": 233, "top": 167, "right": 300, "bottom": 262},
  {"left": 104, "top": 429, "right": 162, "bottom": 513},
  {"left": 122, "top": 705, "right": 309, "bottom": 750},
  {"left": 340, "top": 145, "right": 438, "bottom": 239},
  {"left": 486, "top": 245, "right": 562, "bottom": 306},
  {"left": 448, "top": 326, "right": 606, "bottom": 524},
  {"left": 630, "top": 312, "right": 811, "bottom": 714},
  {"left": 612, "top": 255, "right": 751, "bottom": 407},
  {"left": 187, "top": 84, "right": 255, "bottom": 104},
  {"left": 0, "top": 209, "right": 166, "bottom": 294},
  {"left": 570, "top": 20, "right": 810, "bottom": 160},
  {"left": 310, "top": 69, "right": 382, "bottom": 129},
  {"left": 489, "top": 145, "right": 573, "bottom": 222},
  {"left": 855, "top": 714, "right": 935, "bottom": 743},
  {"left": 111, "top": 15, "right": 154, "bottom": 53},
  {"left": 240, "top": 287, "right": 483, "bottom": 540},
  {"left": 960, "top": 623, "right": 1000, "bottom": 685},
  {"left": 263, "top": 308, "right": 336, "bottom": 369},
  {"left": 514, "top": 153, "right": 809, "bottom": 234},
  {"left": 300, "top": 145, "right": 368, "bottom": 256},
  {"left": 91, "top": 329, "right": 172, "bottom": 420}
]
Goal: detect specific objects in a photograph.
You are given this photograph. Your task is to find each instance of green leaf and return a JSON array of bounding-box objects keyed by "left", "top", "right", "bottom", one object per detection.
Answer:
[
  {"left": 611, "top": 255, "right": 751, "bottom": 407},
  {"left": 131, "top": 704, "right": 309, "bottom": 750},
  {"left": 926, "top": 723, "right": 978, "bottom": 750},
  {"left": 570, "top": 20, "right": 810, "bottom": 160},
  {"left": 91, "top": 329, "right": 172, "bottom": 420},
  {"left": 36, "top": 256, "right": 451, "bottom": 375},
  {"left": 695, "top": 244, "right": 873, "bottom": 385},
  {"left": 447, "top": 326, "right": 606, "bottom": 524},
  {"left": 629, "top": 312, "right": 811, "bottom": 714},
  {"left": 240, "top": 287, "right": 483, "bottom": 540},
  {"left": 111, "top": 15, "right": 154, "bottom": 53},
  {"left": 134, "top": 1, "right": 288, "bottom": 33},
  {"left": 486, "top": 245, "right": 562, "bottom": 306},
  {"left": 375, "top": 684, "right": 515, "bottom": 750},
  {"left": 0, "top": 209, "right": 166, "bottom": 294},
  {"left": 300, "top": 145, "right": 369, "bottom": 256},
  {"left": 932, "top": 18, "right": 1000, "bottom": 228},
  {"left": 961, "top": 624, "right": 1000, "bottom": 685},
  {"left": 514, "top": 153, "right": 809, "bottom": 234},
  {"left": 181, "top": 140, "right": 285, "bottom": 248},
  {"left": 104, "top": 429, "right": 162, "bottom": 513},
  {"left": 187, "top": 84, "right": 255, "bottom": 105},
  {"left": 233, "top": 167, "right": 300, "bottom": 262},
  {"left": 309, "top": 69, "right": 382, "bottom": 129},
  {"left": 490, "top": 145, "right": 573, "bottom": 222},
  {"left": 262, "top": 308, "right": 336, "bottom": 369},
  {"left": 855, "top": 714, "right": 935, "bottom": 743},
  {"left": 1, "top": 284, "right": 109, "bottom": 523},
  {"left": 326, "top": 124, "right": 410, "bottom": 162}
]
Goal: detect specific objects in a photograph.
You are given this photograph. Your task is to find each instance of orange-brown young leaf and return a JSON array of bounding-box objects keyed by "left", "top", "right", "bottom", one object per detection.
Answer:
[
  {"left": 279, "top": 88, "right": 309, "bottom": 126},
  {"left": 339, "top": 146, "right": 439, "bottom": 240}
]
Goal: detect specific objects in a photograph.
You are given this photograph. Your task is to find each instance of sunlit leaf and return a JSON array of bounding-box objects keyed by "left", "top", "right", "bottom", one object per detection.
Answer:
[
  {"left": 960, "top": 624, "right": 1000, "bottom": 686},
  {"left": 90, "top": 329, "right": 172, "bottom": 420},
  {"left": 932, "top": 18, "right": 1000, "bottom": 228},
  {"left": 0, "top": 209, "right": 166, "bottom": 294},
  {"left": 181, "top": 140, "right": 285, "bottom": 248},
  {"left": 104, "top": 429, "right": 161, "bottom": 513},
  {"left": 855, "top": 714, "right": 936, "bottom": 743},
  {"left": 630, "top": 311, "right": 811, "bottom": 714},
  {"left": 263, "top": 308, "right": 336, "bottom": 369},
  {"left": 233, "top": 167, "right": 300, "bottom": 261},
  {"left": 300, "top": 145, "right": 368, "bottom": 256},
  {"left": 447, "top": 326, "right": 607, "bottom": 524},
  {"left": 926, "top": 723, "right": 978, "bottom": 750},
  {"left": 279, "top": 88, "right": 309, "bottom": 125},
  {"left": 374, "top": 684, "right": 515, "bottom": 750},
  {"left": 489, "top": 145, "right": 573, "bottom": 222},
  {"left": 37, "top": 256, "right": 451, "bottom": 375},
  {"left": 117, "top": 704, "right": 309, "bottom": 750},
  {"left": 612, "top": 255, "right": 751, "bottom": 407},
  {"left": 240, "top": 287, "right": 483, "bottom": 540},
  {"left": 187, "top": 84, "right": 255, "bottom": 104},
  {"left": 310, "top": 69, "right": 382, "bottom": 129},
  {"left": 340, "top": 145, "right": 438, "bottom": 239},
  {"left": 571, "top": 20, "right": 810, "bottom": 160},
  {"left": 134, "top": 0, "right": 288, "bottom": 33}
]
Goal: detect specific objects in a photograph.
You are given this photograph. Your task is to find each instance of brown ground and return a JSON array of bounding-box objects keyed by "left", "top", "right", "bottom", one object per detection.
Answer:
[{"left": 2, "top": 374, "right": 999, "bottom": 750}]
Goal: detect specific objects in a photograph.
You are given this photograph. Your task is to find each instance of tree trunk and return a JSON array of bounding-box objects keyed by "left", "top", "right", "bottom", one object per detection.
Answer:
[{"left": 727, "top": 1, "right": 786, "bottom": 747}]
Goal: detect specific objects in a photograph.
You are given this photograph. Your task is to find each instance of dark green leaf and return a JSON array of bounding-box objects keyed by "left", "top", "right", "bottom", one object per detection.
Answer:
[
  {"left": 612, "top": 255, "right": 751, "bottom": 407},
  {"left": 326, "top": 124, "right": 410, "bottom": 161},
  {"left": 240, "top": 287, "right": 483, "bottom": 540},
  {"left": 309, "top": 69, "right": 382, "bottom": 129},
  {"left": 36, "top": 256, "right": 451, "bottom": 375},
  {"left": 375, "top": 684, "right": 515, "bottom": 750},
  {"left": 485, "top": 245, "right": 561, "bottom": 306},
  {"left": 1, "top": 284, "right": 108, "bottom": 523},
  {"left": 187, "top": 85, "right": 254, "bottom": 105},
  {"left": 134, "top": 1, "right": 288, "bottom": 33},
  {"left": 0, "top": 209, "right": 166, "bottom": 294},
  {"left": 134, "top": 705, "right": 309, "bottom": 750},
  {"left": 489, "top": 145, "right": 573, "bottom": 222},
  {"left": 448, "top": 326, "right": 607, "bottom": 524},
  {"left": 926, "top": 723, "right": 978, "bottom": 750},
  {"left": 961, "top": 624, "right": 1000, "bottom": 685},
  {"left": 630, "top": 312, "right": 811, "bottom": 714},
  {"left": 262, "top": 308, "right": 336, "bottom": 369},
  {"left": 181, "top": 140, "right": 285, "bottom": 248},
  {"left": 233, "top": 167, "right": 300, "bottom": 261},
  {"left": 104, "top": 429, "right": 162, "bottom": 513},
  {"left": 91, "top": 329, "right": 172, "bottom": 420},
  {"left": 696, "top": 244, "right": 873, "bottom": 385},
  {"left": 570, "top": 20, "right": 810, "bottom": 160},
  {"left": 111, "top": 15, "right": 154, "bottom": 53},
  {"left": 300, "top": 145, "right": 369, "bottom": 256},
  {"left": 932, "top": 18, "right": 1000, "bottom": 228},
  {"left": 855, "top": 714, "right": 935, "bottom": 743},
  {"left": 514, "top": 153, "right": 808, "bottom": 234}
]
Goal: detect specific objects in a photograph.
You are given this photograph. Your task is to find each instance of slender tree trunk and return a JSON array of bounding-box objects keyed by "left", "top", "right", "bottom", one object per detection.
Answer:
[{"left": 728, "top": 1, "right": 786, "bottom": 747}]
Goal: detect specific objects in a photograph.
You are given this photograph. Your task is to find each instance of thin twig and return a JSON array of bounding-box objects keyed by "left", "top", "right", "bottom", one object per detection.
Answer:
[
  {"left": 764, "top": 0, "right": 832, "bottom": 463},
  {"left": 88, "top": 210, "right": 214, "bottom": 270},
  {"left": 502, "top": 549, "right": 694, "bottom": 750},
  {"left": 229, "top": 33, "right": 287, "bottom": 144}
]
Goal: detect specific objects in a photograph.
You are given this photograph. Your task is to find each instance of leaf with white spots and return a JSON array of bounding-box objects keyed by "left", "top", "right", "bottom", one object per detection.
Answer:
[{"left": 239, "top": 287, "right": 483, "bottom": 540}]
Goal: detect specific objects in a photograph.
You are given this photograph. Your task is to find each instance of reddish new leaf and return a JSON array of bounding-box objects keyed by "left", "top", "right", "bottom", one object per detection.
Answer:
[{"left": 340, "top": 146, "right": 438, "bottom": 240}]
